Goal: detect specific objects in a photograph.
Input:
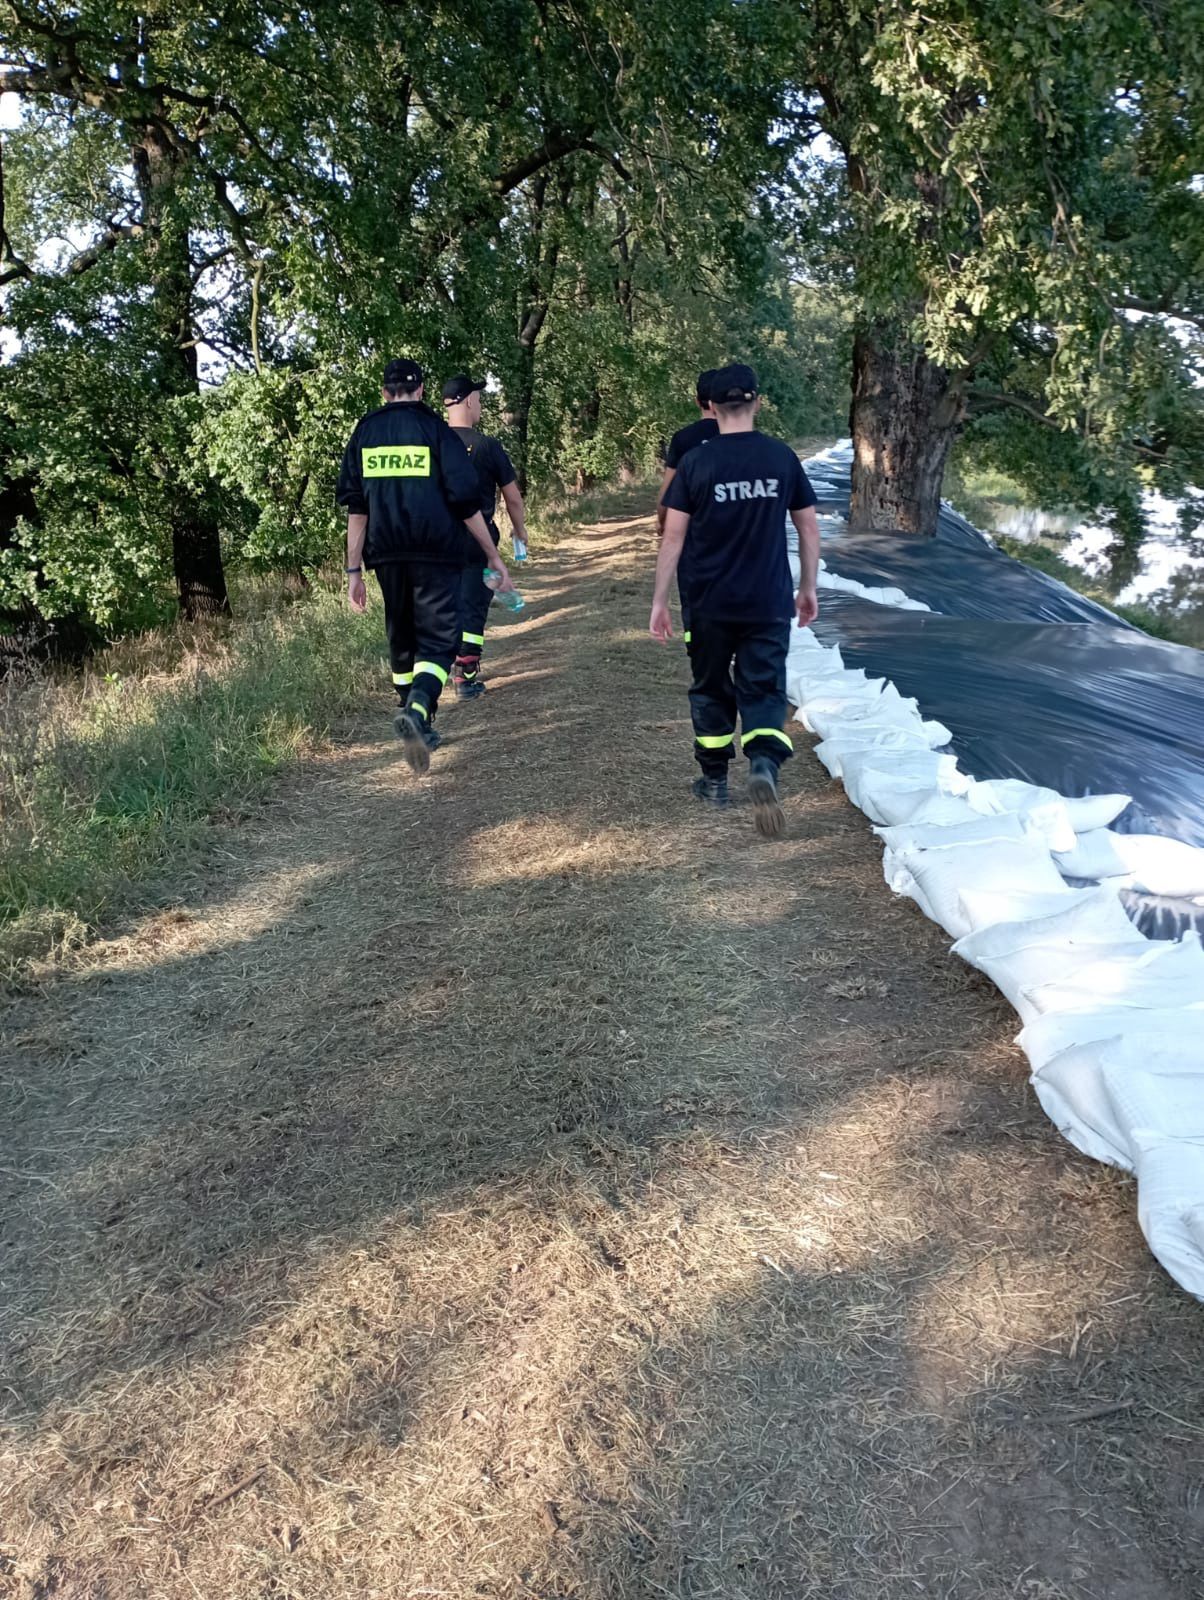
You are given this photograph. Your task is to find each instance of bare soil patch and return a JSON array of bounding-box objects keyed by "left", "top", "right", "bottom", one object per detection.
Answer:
[{"left": 2, "top": 501, "right": 1202, "bottom": 1600}]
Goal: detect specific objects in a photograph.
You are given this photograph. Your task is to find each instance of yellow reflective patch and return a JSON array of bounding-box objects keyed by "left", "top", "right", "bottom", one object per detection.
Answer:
[
  {"left": 391, "top": 671, "right": 414, "bottom": 685},
  {"left": 696, "top": 732, "right": 735, "bottom": 749},
  {"left": 462, "top": 632, "right": 486, "bottom": 646},
  {"left": 363, "top": 445, "right": 431, "bottom": 477},
  {"left": 414, "top": 659, "right": 449, "bottom": 686},
  {"left": 683, "top": 630, "right": 692, "bottom": 643},
  {"left": 742, "top": 727, "right": 794, "bottom": 749}
]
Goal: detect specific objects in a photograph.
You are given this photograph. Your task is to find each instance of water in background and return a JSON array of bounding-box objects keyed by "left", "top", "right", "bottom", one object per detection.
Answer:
[{"left": 999, "top": 492, "right": 1204, "bottom": 608}]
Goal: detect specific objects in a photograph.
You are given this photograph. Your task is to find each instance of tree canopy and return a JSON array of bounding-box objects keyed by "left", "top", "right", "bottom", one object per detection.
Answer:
[{"left": 1, "top": 0, "right": 1199, "bottom": 637}]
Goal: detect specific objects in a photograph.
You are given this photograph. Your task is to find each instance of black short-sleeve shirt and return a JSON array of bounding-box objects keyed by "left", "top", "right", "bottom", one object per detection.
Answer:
[
  {"left": 452, "top": 426, "right": 517, "bottom": 522},
  {"left": 663, "top": 416, "right": 719, "bottom": 469},
  {"left": 662, "top": 431, "right": 817, "bottom": 622}
]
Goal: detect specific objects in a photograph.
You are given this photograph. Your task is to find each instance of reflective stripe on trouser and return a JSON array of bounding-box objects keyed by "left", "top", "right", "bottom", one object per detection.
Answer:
[
  {"left": 687, "top": 616, "right": 793, "bottom": 771},
  {"left": 373, "top": 559, "right": 461, "bottom": 717}
]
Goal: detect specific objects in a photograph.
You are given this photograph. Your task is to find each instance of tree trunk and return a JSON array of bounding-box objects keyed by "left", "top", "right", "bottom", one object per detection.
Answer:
[
  {"left": 512, "top": 340, "right": 536, "bottom": 496},
  {"left": 848, "top": 323, "right": 964, "bottom": 535},
  {"left": 134, "top": 124, "right": 230, "bottom": 618},
  {"left": 512, "top": 173, "right": 566, "bottom": 494}
]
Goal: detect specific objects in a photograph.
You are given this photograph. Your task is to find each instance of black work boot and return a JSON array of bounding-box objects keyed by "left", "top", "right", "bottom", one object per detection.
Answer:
[
  {"left": 747, "top": 756, "right": 785, "bottom": 838},
  {"left": 691, "top": 774, "right": 730, "bottom": 808},
  {"left": 453, "top": 656, "right": 487, "bottom": 700},
  {"left": 393, "top": 703, "right": 439, "bottom": 774},
  {"left": 395, "top": 697, "right": 442, "bottom": 751}
]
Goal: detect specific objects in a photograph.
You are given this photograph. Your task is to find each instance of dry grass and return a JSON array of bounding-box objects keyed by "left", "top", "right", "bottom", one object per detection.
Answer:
[
  {"left": 2, "top": 502, "right": 1203, "bottom": 1600},
  {"left": 0, "top": 582, "right": 385, "bottom": 973}
]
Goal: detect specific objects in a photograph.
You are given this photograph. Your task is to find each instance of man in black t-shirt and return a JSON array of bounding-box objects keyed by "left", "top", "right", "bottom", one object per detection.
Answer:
[
  {"left": 656, "top": 369, "right": 719, "bottom": 539},
  {"left": 442, "top": 373, "right": 529, "bottom": 699},
  {"left": 651, "top": 363, "right": 820, "bottom": 837}
]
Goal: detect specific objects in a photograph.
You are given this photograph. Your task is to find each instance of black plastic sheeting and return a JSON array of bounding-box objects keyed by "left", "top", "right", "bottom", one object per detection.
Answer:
[{"left": 804, "top": 448, "right": 1204, "bottom": 938}]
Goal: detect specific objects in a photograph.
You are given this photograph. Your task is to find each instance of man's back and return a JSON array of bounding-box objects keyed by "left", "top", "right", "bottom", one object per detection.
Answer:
[
  {"left": 337, "top": 401, "right": 480, "bottom": 567},
  {"left": 664, "top": 416, "right": 719, "bottom": 469},
  {"left": 451, "top": 426, "right": 517, "bottom": 524},
  {"left": 667, "top": 432, "right": 816, "bottom": 622}
]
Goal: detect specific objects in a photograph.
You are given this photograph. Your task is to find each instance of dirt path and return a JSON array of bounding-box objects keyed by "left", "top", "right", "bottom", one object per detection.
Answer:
[{"left": 3, "top": 496, "right": 1203, "bottom": 1600}]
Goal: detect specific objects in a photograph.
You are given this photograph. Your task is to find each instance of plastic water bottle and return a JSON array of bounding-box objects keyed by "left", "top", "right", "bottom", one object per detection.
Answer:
[
  {"left": 511, "top": 536, "right": 529, "bottom": 563},
  {"left": 484, "top": 569, "right": 525, "bottom": 612}
]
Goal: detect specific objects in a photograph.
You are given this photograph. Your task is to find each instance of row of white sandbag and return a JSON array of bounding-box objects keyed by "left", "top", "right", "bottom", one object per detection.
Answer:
[{"left": 786, "top": 623, "right": 1204, "bottom": 1299}]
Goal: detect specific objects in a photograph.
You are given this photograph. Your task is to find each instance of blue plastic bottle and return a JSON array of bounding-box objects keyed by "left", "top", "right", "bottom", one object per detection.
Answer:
[{"left": 484, "top": 570, "right": 526, "bottom": 612}]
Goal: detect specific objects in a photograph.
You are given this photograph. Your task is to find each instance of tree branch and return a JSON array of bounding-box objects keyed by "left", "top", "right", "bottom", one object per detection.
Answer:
[
  {"left": 493, "top": 128, "right": 596, "bottom": 196},
  {"left": 965, "top": 388, "right": 1061, "bottom": 428}
]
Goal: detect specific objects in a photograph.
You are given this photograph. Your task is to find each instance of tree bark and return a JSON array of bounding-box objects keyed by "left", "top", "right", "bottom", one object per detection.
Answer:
[
  {"left": 134, "top": 124, "right": 230, "bottom": 617},
  {"left": 512, "top": 173, "right": 566, "bottom": 493},
  {"left": 848, "top": 323, "right": 964, "bottom": 535}
]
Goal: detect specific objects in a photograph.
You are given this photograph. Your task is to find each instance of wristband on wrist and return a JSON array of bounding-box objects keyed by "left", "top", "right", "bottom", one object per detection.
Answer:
[{"left": 345, "top": 565, "right": 362, "bottom": 574}]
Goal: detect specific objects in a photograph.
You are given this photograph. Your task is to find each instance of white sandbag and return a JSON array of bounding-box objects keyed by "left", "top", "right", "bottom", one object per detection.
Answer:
[
  {"left": 892, "top": 792, "right": 986, "bottom": 828},
  {"left": 842, "top": 750, "right": 970, "bottom": 826},
  {"left": 957, "top": 886, "right": 1118, "bottom": 934},
  {"left": 791, "top": 642, "right": 846, "bottom": 676},
  {"left": 817, "top": 716, "right": 951, "bottom": 750},
  {"left": 785, "top": 530, "right": 1204, "bottom": 1299},
  {"left": 1104, "top": 1045, "right": 1204, "bottom": 1136},
  {"left": 1063, "top": 793, "right": 1132, "bottom": 832},
  {"left": 954, "top": 884, "right": 1142, "bottom": 957},
  {"left": 965, "top": 779, "right": 1077, "bottom": 854},
  {"left": 885, "top": 838, "right": 1073, "bottom": 940},
  {"left": 813, "top": 724, "right": 947, "bottom": 777},
  {"left": 876, "top": 812, "right": 1029, "bottom": 852},
  {"left": 1017, "top": 1005, "right": 1204, "bottom": 1072},
  {"left": 1057, "top": 830, "right": 1204, "bottom": 897},
  {"left": 974, "top": 940, "right": 1154, "bottom": 1022},
  {"left": 794, "top": 682, "right": 884, "bottom": 725},
  {"left": 952, "top": 889, "right": 1147, "bottom": 1019},
  {"left": 1118, "top": 835, "right": 1204, "bottom": 897},
  {"left": 1030, "top": 1041, "right": 1135, "bottom": 1169},
  {"left": 803, "top": 687, "right": 918, "bottom": 740},
  {"left": 788, "top": 625, "right": 827, "bottom": 654},
  {"left": 1054, "top": 828, "right": 1130, "bottom": 880},
  {"left": 1133, "top": 1141, "right": 1204, "bottom": 1298},
  {"left": 817, "top": 570, "right": 932, "bottom": 612},
  {"left": 1020, "top": 932, "right": 1204, "bottom": 1017},
  {"left": 792, "top": 669, "right": 869, "bottom": 702}
]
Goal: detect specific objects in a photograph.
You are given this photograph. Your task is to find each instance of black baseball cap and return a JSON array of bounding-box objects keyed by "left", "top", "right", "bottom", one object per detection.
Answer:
[
  {"left": 441, "top": 373, "right": 486, "bottom": 405},
  {"left": 696, "top": 368, "right": 719, "bottom": 406},
  {"left": 710, "top": 363, "right": 759, "bottom": 403},
  {"left": 383, "top": 357, "right": 424, "bottom": 389}
]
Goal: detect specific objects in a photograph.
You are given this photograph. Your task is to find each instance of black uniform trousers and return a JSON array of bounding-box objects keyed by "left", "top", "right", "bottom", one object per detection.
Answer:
[
  {"left": 373, "top": 560, "right": 461, "bottom": 719},
  {"left": 457, "top": 519, "right": 501, "bottom": 668},
  {"left": 687, "top": 616, "right": 795, "bottom": 777}
]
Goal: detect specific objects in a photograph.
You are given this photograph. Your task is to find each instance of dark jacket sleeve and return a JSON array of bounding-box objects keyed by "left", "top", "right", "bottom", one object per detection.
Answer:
[
  {"left": 435, "top": 419, "right": 483, "bottom": 519},
  {"left": 335, "top": 425, "right": 367, "bottom": 515}
]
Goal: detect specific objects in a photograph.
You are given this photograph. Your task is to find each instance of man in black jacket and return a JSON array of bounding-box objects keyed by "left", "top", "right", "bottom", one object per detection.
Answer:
[{"left": 337, "top": 357, "right": 513, "bottom": 773}]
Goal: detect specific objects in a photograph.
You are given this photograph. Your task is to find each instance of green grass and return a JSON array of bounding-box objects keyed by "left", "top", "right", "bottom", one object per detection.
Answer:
[{"left": 0, "top": 578, "right": 387, "bottom": 971}]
